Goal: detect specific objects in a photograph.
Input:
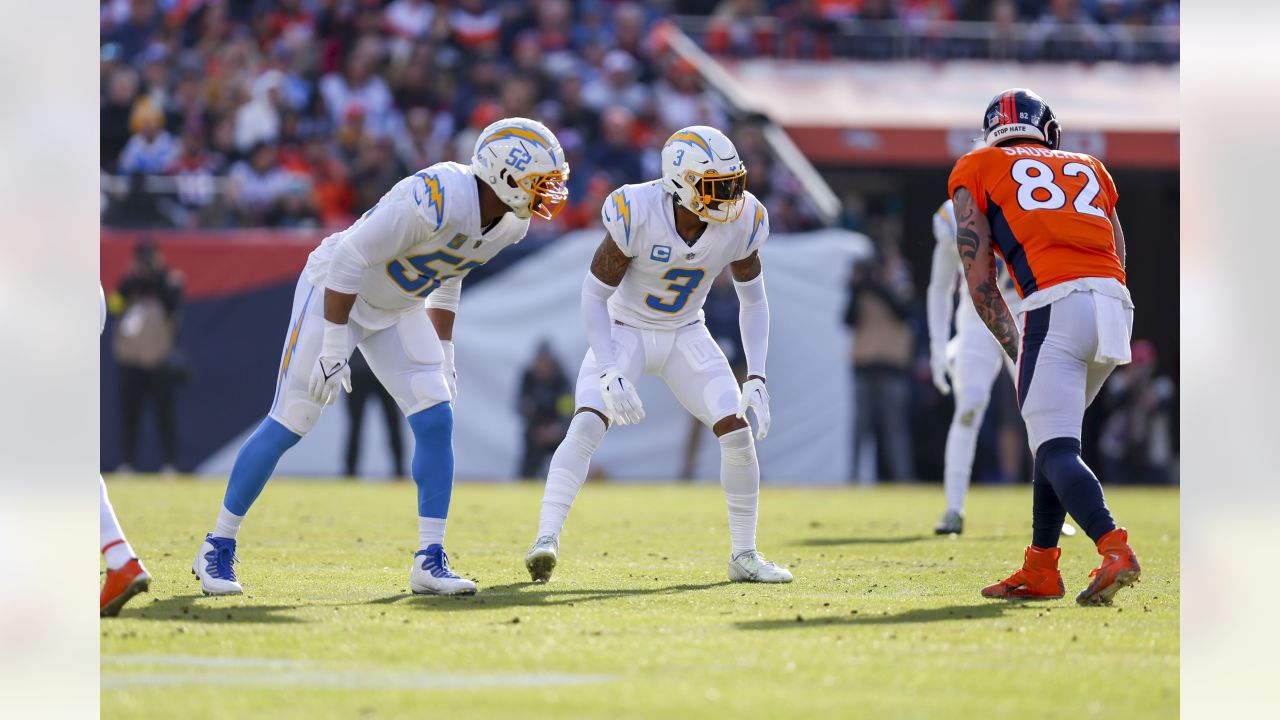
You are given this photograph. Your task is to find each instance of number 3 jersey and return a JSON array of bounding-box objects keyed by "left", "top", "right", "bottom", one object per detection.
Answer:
[
  {"left": 600, "top": 180, "right": 768, "bottom": 330},
  {"left": 947, "top": 145, "right": 1125, "bottom": 302},
  {"left": 303, "top": 161, "right": 530, "bottom": 329}
]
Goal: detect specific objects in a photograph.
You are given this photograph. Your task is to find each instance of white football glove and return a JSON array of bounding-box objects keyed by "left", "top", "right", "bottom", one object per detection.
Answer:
[
  {"left": 599, "top": 367, "right": 644, "bottom": 426},
  {"left": 736, "top": 377, "right": 771, "bottom": 441},
  {"left": 440, "top": 340, "right": 458, "bottom": 402},
  {"left": 308, "top": 320, "right": 352, "bottom": 405},
  {"left": 929, "top": 345, "right": 951, "bottom": 395}
]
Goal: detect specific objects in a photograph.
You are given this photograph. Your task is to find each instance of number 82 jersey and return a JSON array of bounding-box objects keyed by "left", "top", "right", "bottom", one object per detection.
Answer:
[
  {"left": 601, "top": 180, "right": 768, "bottom": 329},
  {"left": 947, "top": 144, "right": 1124, "bottom": 300}
]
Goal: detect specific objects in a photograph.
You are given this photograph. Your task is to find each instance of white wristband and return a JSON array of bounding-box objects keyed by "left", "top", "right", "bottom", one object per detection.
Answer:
[
  {"left": 321, "top": 320, "right": 350, "bottom": 359},
  {"left": 440, "top": 340, "right": 455, "bottom": 365}
]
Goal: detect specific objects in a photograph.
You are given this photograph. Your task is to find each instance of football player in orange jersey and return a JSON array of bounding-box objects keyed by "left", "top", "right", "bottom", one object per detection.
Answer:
[
  {"left": 100, "top": 285, "right": 151, "bottom": 616},
  {"left": 948, "top": 89, "right": 1140, "bottom": 606}
]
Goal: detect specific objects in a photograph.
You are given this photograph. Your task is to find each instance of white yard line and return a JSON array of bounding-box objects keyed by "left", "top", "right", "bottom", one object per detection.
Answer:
[
  {"left": 102, "top": 654, "right": 310, "bottom": 669},
  {"left": 101, "top": 655, "right": 613, "bottom": 690}
]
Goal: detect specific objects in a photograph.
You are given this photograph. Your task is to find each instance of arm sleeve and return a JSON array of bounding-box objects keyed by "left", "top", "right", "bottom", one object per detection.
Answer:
[
  {"left": 926, "top": 211, "right": 961, "bottom": 356},
  {"left": 326, "top": 201, "right": 419, "bottom": 294},
  {"left": 425, "top": 274, "right": 463, "bottom": 313},
  {"left": 581, "top": 273, "right": 618, "bottom": 369},
  {"left": 734, "top": 273, "right": 769, "bottom": 378}
]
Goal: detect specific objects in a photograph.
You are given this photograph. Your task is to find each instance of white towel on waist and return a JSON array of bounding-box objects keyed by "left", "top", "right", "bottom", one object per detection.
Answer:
[{"left": 1092, "top": 292, "right": 1133, "bottom": 364}]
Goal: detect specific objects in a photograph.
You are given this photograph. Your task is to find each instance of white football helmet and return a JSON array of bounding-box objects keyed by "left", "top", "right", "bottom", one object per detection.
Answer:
[
  {"left": 660, "top": 125, "right": 747, "bottom": 223},
  {"left": 470, "top": 117, "right": 570, "bottom": 220}
]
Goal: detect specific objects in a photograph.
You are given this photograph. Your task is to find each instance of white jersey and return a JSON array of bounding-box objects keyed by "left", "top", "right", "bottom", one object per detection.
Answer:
[
  {"left": 927, "top": 199, "right": 1020, "bottom": 347},
  {"left": 600, "top": 180, "right": 768, "bottom": 330},
  {"left": 304, "top": 161, "right": 530, "bottom": 329}
]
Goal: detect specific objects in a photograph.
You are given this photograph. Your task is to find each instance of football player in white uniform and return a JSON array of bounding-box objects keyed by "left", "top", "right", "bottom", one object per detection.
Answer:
[
  {"left": 100, "top": 284, "right": 152, "bottom": 616},
  {"left": 524, "top": 126, "right": 792, "bottom": 584},
  {"left": 927, "top": 199, "right": 1019, "bottom": 535},
  {"left": 192, "top": 118, "right": 569, "bottom": 597}
]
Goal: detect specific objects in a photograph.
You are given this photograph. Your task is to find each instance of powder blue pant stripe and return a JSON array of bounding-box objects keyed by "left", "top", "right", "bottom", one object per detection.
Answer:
[
  {"left": 223, "top": 418, "right": 302, "bottom": 516},
  {"left": 409, "top": 402, "right": 454, "bottom": 519}
]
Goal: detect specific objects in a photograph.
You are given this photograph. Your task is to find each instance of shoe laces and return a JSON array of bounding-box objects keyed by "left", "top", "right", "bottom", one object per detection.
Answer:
[
  {"left": 417, "top": 547, "right": 461, "bottom": 579},
  {"left": 205, "top": 541, "right": 238, "bottom": 580}
]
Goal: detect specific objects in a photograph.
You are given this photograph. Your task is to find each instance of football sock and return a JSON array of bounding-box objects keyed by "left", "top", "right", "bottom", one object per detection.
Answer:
[
  {"left": 943, "top": 397, "right": 987, "bottom": 513},
  {"left": 223, "top": 418, "right": 302, "bottom": 516},
  {"left": 419, "top": 517, "right": 446, "bottom": 550},
  {"left": 718, "top": 428, "right": 759, "bottom": 556},
  {"left": 1036, "top": 437, "right": 1117, "bottom": 543},
  {"left": 408, "top": 402, "right": 454, "bottom": 530},
  {"left": 100, "top": 477, "right": 135, "bottom": 571},
  {"left": 537, "top": 411, "right": 607, "bottom": 539},
  {"left": 1031, "top": 462, "right": 1067, "bottom": 549},
  {"left": 213, "top": 506, "right": 244, "bottom": 540}
]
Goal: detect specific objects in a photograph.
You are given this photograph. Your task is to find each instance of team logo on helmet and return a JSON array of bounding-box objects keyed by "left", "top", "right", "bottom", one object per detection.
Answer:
[{"left": 470, "top": 118, "right": 569, "bottom": 220}]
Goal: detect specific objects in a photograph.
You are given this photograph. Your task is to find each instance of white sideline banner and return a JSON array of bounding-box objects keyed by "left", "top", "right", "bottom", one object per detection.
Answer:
[{"left": 198, "top": 228, "right": 870, "bottom": 485}]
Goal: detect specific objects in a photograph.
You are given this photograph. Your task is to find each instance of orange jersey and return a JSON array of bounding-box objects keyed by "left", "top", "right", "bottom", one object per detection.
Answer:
[{"left": 948, "top": 144, "right": 1124, "bottom": 298}]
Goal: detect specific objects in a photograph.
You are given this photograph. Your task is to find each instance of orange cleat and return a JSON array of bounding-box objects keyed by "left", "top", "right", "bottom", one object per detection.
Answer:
[
  {"left": 101, "top": 558, "right": 151, "bottom": 617},
  {"left": 1076, "top": 527, "right": 1141, "bottom": 606},
  {"left": 981, "top": 545, "right": 1065, "bottom": 599}
]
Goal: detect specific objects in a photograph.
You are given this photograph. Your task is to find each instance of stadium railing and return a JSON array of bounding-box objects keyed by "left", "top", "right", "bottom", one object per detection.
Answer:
[
  {"left": 673, "top": 16, "right": 1179, "bottom": 64},
  {"left": 662, "top": 23, "right": 842, "bottom": 227}
]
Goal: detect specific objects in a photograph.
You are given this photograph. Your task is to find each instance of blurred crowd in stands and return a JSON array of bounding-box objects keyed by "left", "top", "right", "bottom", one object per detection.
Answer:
[
  {"left": 687, "top": 0, "right": 1179, "bottom": 63},
  {"left": 100, "top": 0, "right": 823, "bottom": 234}
]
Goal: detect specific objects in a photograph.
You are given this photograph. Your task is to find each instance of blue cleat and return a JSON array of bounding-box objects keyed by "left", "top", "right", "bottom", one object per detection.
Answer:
[
  {"left": 410, "top": 544, "right": 477, "bottom": 596},
  {"left": 191, "top": 534, "right": 243, "bottom": 596}
]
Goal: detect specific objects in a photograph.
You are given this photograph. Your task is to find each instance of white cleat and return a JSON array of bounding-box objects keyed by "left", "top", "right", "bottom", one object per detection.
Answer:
[
  {"left": 410, "top": 545, "right": 477, "bottom": 596},
  {"left": 191, "top": 534, "right": 244, "bottom": 596},
  {"left": 524, "top": 535, "right": 559, "bottom": 582},
  {"left": 728, "top": 549, "right": 794, "bottom": 583}
]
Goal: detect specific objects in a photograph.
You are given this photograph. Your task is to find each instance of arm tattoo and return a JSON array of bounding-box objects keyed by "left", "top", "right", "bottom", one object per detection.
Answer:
[
  {"left": 730, "top": 251, "right": 762, "bottom": 282},
  {"left": 953, "top": 188, "right": 1020, "bottom": 362},
  {"left": 589, "top": 234, "right": 631, "bottom": 286}
]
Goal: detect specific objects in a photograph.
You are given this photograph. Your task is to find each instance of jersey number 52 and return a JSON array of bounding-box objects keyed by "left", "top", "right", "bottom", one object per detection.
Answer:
[{"left": 387, "top": 251, "right": 481, "bottom": 298}]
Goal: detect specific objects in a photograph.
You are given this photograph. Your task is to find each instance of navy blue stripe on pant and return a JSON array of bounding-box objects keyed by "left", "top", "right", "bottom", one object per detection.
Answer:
[{"left": 1017, "top": 305, "right": 1052, "bottom": 409}]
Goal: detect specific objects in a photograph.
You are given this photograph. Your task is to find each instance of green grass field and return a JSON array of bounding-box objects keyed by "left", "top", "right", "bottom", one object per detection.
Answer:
[{"left": 100, "top": 477, "right": 1178, "bottom": 719}]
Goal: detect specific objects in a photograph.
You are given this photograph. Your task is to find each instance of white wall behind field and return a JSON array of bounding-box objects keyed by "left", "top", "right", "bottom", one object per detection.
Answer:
[{"left": 198, "top": 228, "right": 870, "bottom": 485}]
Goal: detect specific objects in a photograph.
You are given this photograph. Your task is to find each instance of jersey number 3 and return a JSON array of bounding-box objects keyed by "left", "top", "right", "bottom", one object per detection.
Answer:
[
  {"left": 1010, "top": 158, "right": 1107, "bottom": 219},
  {"left": 645, "top": 268, "right": 705, "bottom": 313}
]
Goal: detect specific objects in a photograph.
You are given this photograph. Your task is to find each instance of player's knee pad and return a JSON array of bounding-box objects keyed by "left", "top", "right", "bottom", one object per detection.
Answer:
[
  {"left": 271, "top": 392, "right": 323, "bottom": 437},
  {"left": 718, "top": 427, "right": 756, "bottom": 467},
  {"left": 951, "top": 390, "right": 989, "bottom": 429},
  {"left": 404, "top": 368, "right": 452, "bottom": 416},
  {"left": 565, "top": 411, "right": 607, "bottom": 453}
]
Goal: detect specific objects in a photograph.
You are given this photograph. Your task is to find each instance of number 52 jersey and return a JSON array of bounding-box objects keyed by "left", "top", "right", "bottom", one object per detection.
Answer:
[
  {"left": 947, "top": 145, "right": 1124, "bottom": 301},
  {"left": 303, "top": 161, "right": 530, "bottom": 330},
  {"left": 600, "top": 180, "right": 768, "bottom": 329}
]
